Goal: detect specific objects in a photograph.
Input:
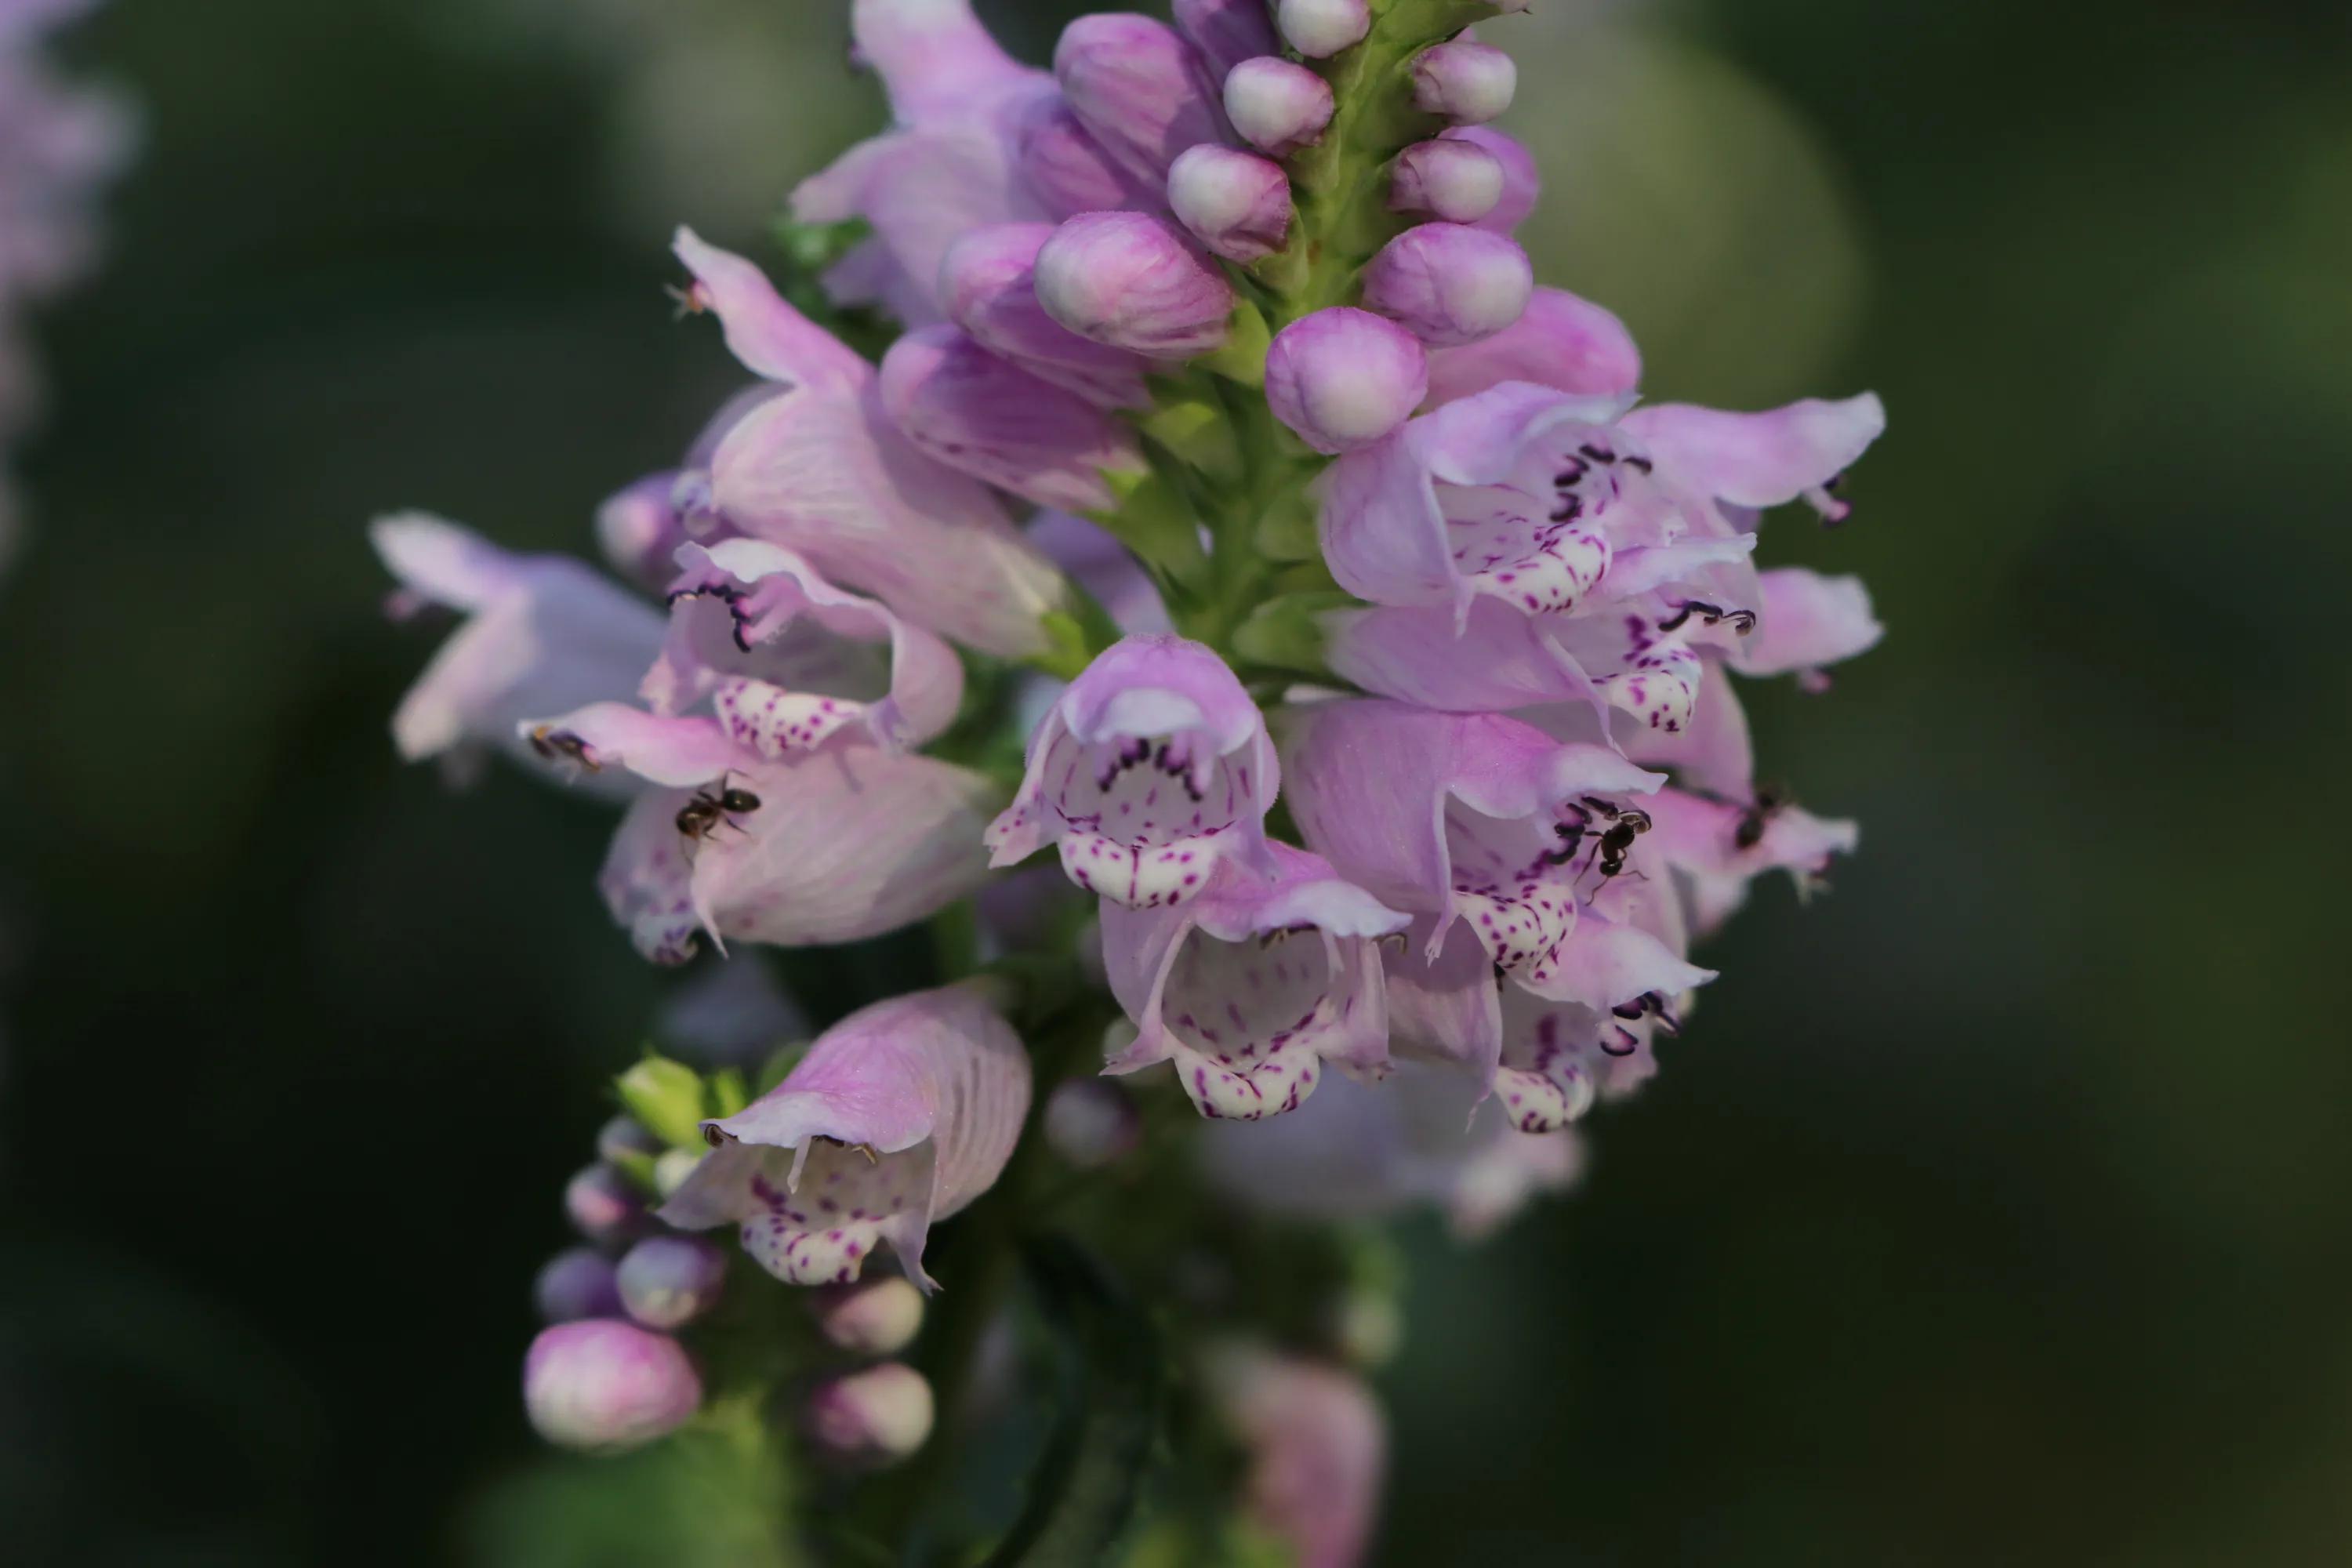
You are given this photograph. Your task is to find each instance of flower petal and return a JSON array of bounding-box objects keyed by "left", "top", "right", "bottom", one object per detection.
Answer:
[
  {"left": 1621, "top": 393, "right": 1886, "bottom": 513},
  {"left": 1730, "top": 568, "right": 1885, "bottom": 678}
]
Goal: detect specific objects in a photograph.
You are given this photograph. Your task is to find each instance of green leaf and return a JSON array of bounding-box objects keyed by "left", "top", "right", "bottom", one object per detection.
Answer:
[
  {"left": 616, "top": 1054, "right": 711, "bottom": 1151},
  {"left": 1231, "top": 591, "right": 1353, "bottom": 679},
  {"left": 982, "top": 1240, "right": 1165, "bottom": 1568}
]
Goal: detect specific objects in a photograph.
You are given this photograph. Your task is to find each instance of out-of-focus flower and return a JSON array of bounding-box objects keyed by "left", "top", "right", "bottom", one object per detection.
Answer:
[
  {"left": 811, "top": 1276, "right": 927, "bottom": 1356},
  {"left": 535, "top": 1247, "right": 625, "bottom": 1324},
  {"left": 1206, "top": 1345, "right": 1385, "bottom": 1568},
  {"left": 805, "top": 1361, "right": 935, "bottom": 1466},
  {"left": 616, "top": 1236, "right": 728, "bottom": 1330},
  {"left": 524, "top": 1319, "right": 702, "bottom": 1452},
  {"left": 659, "top": 985, "right": 1031, "bottom": 1289}
]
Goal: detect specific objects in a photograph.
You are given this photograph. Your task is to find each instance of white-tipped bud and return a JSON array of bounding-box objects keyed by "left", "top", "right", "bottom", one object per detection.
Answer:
[
  {"left": 1167, "top": 145, "right": 1294, "bottom": 263},
  {"left": 1223, "top": 56, "right": 1335, "bottom": 157},
  {"left": 1390, "top": 138, "right": 1504, "bottom": 224},
  {"left": 524, "top": 1320, "right": 701, "bottom": 1452},
  {"left": 1361, "top": 223, "right": 1534, "bottom": 347},
  {"left": 805, "top": 1362, "right": 935, "bottom": 1467},
  {"left": 1264, "top": 307, "right": 1429, "bottom": 455},
  {"left": 1276, "top": 0, "right": 1370, "bottom": 58},
  {"left": 1034, "top": 212, "right": 1236, "bottom": 361},
  {"left": 616, "top": 1236, "right": 728, "bottom": 1330},
  {"left": 1411, "top": 41, "right": 1516, "bottom": 125},
  {"left": 811, "top": 1276, "right": 927, "bottom": 1356}
]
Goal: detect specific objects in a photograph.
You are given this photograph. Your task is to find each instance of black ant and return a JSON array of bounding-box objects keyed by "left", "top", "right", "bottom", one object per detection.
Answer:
[
  {"left": 1657, "top": 600, "right": 1758, "bottom": 637},
  {"left": 1733, "top": 784, "right": 1790, "bottom": 851},
  {"left": 528, "top": 726, "right": 601, "bottom": 772},
  {"left": 675, "top": 775, "right": 761, "bottom": 844},
  {"left": 1550, "top": 797, "right": 1653, "bottom": 893}
]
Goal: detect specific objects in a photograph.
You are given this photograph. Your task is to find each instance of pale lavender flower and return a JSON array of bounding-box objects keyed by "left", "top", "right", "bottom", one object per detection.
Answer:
[
  {"left": 806, "top": 1362, "right": 935, "bottom": 1465},
  {"left": 987, "top": 634, "right": 1279, "bottom": 909},
  {"left": 1033, "top": 211, "right": 1235, "bottom": 361},
  {"left": 1361, "top": 222, "right": 1534, "bottom": 348},
  {"left": 1206, "top": 1345, "right": 1385, "bottom": 1568},
  {"left": 938, "top": 222, "right": 1152, "bottom": 408},
  {"left": 1264, "top": 307, "right": 1428, "bottom": 456},
  {"left": 1172, "top": 0, "right": 1280, "bottom": 82},
  {"left": 524, "top": 1319, "right": 702, "bottom": 1452},
  {"left": 670, "top": 227, "right": 1065, "bottom": 659},
  {"left": 1725, "top": 567, "right": 1885, "bottom": 685},
  {"left": 1098, "top": 845, "right": 1406, "bottom": 1121},
  {"left": 1053, "top": 13, "right": 1229, "bottom": 185},
  {"left": 1166, "top": 144, "right": 1292, "bottom": 263},
  {"left": 1276, "top": 0, "right": 1370, "bottom": 59},
  {"left": 1389, "top": 137, "right": 1504, "bottom": 225},
  {"left": 1221, "top": 56, "right": 1334, "bottom": 157},
  {"left": 1410, "top": 40, "right": 1515, "bottom": 125},
  {"left": 659, "top": 985, "right": 1031, "bottom": 1289},
  {"left": 878, "top": 324, "right": 1144, "bottom": 510}
]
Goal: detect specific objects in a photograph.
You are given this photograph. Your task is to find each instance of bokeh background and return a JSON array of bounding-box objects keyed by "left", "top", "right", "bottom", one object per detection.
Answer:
[{"left": 3, "top": 0, "right": 2348, "bottom": 1563}]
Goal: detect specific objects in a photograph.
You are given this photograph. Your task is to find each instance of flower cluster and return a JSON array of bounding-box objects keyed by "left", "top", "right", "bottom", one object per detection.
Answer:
[
  {"left": 0, "top": 0, "right": 132, "bottom": 572},
  {"left": 379, "top": 0, "right": 1886, "bottom": 1556}
]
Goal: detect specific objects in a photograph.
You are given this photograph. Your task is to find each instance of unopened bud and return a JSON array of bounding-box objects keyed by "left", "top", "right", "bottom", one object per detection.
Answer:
[
  {"left": 1362, "top": 223, "right": 1533, "bottom": 347},
  {"left": 535, "top": 1247, "right": 623, "bottom": 1323},
  {"left": 524, "top": 1320, "right": 701, "bottom": 1452},
  {"left": 811, "top": 1276, "right": 927, "bottom": 1356},
  {"left": 1390, "top": 138, "right": 1503, "bottom": 224},
  {"left": 652, "top": 1146, "right": 706, "bottom": 1198},
  {"left": 1173, "top": 0, "right": 1280, "bottom": 81},
  {"left": 1276, "top": 0, "right": 1369, "bottom": 59},
  {"left": 1054, "top": 14, "right": 1226, "bottom": 183},
  {"left": 1264, "top": 307, "right": 1428, "bottom": 455},
  {"left": 940, "top": 223, "right": 1151, "bottom": 408},
  {"left": 1222, "top": 56, "right": 1335, "bottom": 158},
  {"left": 1167, "top": 146, "right": 1293, "bottom": 263},
  {"left": 563, "top": 1163, "right": 644, "bottom": 1245},
  {"left": 1444, "top": 125, "right": 1539, "bottom": 233},
  {"left": 880, "top": 325, "right": 1142, "bottom": 511},
  {"left": 1017, "top": 98, "right": 1155, "bottom": 220},
  {"left": 1411, "top": 41, "right": 1516, "bottom": 125},
  {"left": 1035, "top": 212, "right": 1235, "bottom": 361},
  {"left": 805, "top": 1362, "right": 935, "bottom": 1466},
  {"left": 616, "top": 1236, "right": 728, "bottom": 1330}
]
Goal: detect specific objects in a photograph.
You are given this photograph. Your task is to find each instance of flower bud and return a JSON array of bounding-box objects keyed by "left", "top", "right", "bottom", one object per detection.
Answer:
[
  {"left": 1174, "top": 0, "right": 1280, "bottom": 80},
  {"left": 1017, "top": 98, "right": 1156, "bottom": 220},
  {"left": 1411, "top": 41, "right": 1515, "bottom": 124},
  {"left": 1167, "top": 145, "right": 1292, "bottom": 263},
  {"left": 1390, "top": 137, "right": 1503, "bottom": 224},
  {"left": 563, "top": 1163, "right": 644, "bottom": 1245},
  {"left": 535, "top": 1247, "right": 623, "bottom": 1323},
  {"left": 1361, "top": 223, "right": 1533, "bottom": 347},
  {"left": 1222, "top": 57, "right": 1334, "bottom": 157},
  {"left": 1444, "top": 125, "right": 1539, "bottom": 233},
  {"left": 940, "top": 223, "right": 1151, "bottom": 409},
  {"left": 1264, "top": 307, "right": 1428, "bottom": 455},
  {"left": 1276, "top": 0, "right": 1369, "bottom": 58},
  {"left": 1034, "top": 212, "right": 1234, "bottom": 361},
  {"left": 811, "top": 1276, "right": 927, "bottom": 1356},
  {"left": 595, "top": 1113, "right": 659, "bottom": 1166},
  {"left": 1044, "top": 1078, "right": 1142, "bottom": 1169},
  {"left": 594, "top": 477, "right": 687, "bottom": 591},
  {"left": 524, "top": 1320, "right": 701, "bottom": 1452},
  {"left": 880, "top": 325, "right": 1143, "bottom": 511},
  {"left": 805, "top": 1362, "right": 935, "bottom": 1466},
  {"left": 616, "top": 1236, "right": 728, "bottom": 1330},
  {"left": 1054, "top": 14, "right": 1226, "bottom": 183}
]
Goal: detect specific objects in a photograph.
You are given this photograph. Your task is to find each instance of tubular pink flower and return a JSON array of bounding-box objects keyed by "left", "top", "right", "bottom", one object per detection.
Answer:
[
  {"left": 987, "top": 634, "right": 1278, "bottom": 909},
  {"left": 1207, "top": 1346, "right": 1385, "bottom": 1568},
  {"left": 939, "top": 223, "right": 1153, "bottom": 408},
  {"left": 1014, "top": 96, "right": 1160, "bottom": 219},
  {"left": 1390, "top": 137, "right": 1504, "bottom": 224},
  {"left": 1443, "top": 125, "right": 1538, "bottom": 233},
  {"left": 524, "top": 1320, "right": 701, "bottom": 1453},
  {"left": 1098, "top": 846, "right": 1406, "bottom": 1121},
  {"left": 1053, "top": 13, "right": 1229, "bottom": 185},
  {"left": 1276, "top": 0, "right": 1370, "bottom": 59},
  {"left": 1361, "top": 222, "right": 1534, "bottom": 348},
  {"left": 1423, "top": 285, "right": 1642, "bottom": 405},
  {"left": 1727, "top": 568, "right": 1885, "bottom": 681},
  {"left": 1172, "top": 0, "right": 1281, "bottom": 81},
  {"left": 371, "top": 513, "right": 664, "bottom": 780},
  {"left": 1222, "top": 56, "right": 1334, "bottom": 157},
  {"left": 1619, "top": 394, "right": 1889, "bottom": 525},
  {"left": 1264, "top": 307, "right": 1428, "bottom": 456},
  {"left": 659, "top": 985, "right": 1032, "bottom": 1290},
  {"left": 672, "top": 228, "right": 1065, "bottom": 658},
  {"left": 1166, "top": 144, "right": 1293, "bottom": 263},
  {"left": 1410, "top": 40, "right": 1515, "bottom": 124},
  {"left": 878, "top": 324, "right": 1144, "bottom": 511},
  {"left": 1033, "top": 211, "right": 1236, "bottom": 361}
]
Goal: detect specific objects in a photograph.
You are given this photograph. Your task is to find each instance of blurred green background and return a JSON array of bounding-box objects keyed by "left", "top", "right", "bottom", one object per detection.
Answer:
[{"left": 2, "top": 0, "right": 2347, "bottom": 1563}]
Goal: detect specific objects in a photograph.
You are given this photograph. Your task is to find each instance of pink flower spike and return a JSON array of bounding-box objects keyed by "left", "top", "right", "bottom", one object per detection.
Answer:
[
  {"left": 1390, "top": 137, "right": 1504, "bottom": 224},
  {"left": 879, "top": 325, "right": 1144, "bottom": 512},
  {"left": 1054, "top": 13, "right": 1229, "bottom": 184},
  {"left": 1264, "top": 308, "right": 1428, "bottom": 456},
  {"left": 1173, "top": 0, "right": 1281, "bottom": 81},
  {"left": 987, "top": 634, "right": 1278, "bottom": 910},
  {"left": 1276, "top": 0, "right": 1370, "bottom": 59},
  {"left": 1362, "top": 223, "right": 1534, "bottom": 348},
  {"left": 1222, "top": 57, "right": 1334, "bottom": 157},
  {"left": 1443, "top": 125, "right": 1539, "bottom": 233},
  {"left": 1167, "top": 144, "right": 1293, "bottom": 263},
  {"left": 1411, "top": 40, "right": 1515, "bottom": 124},
  {"left": 1034, "top": 212, "right": 1236, "bottom": 361},
  {"left": 939, "top": 223, "right": 1153, "bottom": 408},
  {"left": 1099, "top": 846, "right": 1407, "bottom": 1122},
  {"left": 659, "top": 985, "right": 1032, "bottom": 1290},
  {"left": 524, "top": 1320, "right": 700, "bottom": 1453}
]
